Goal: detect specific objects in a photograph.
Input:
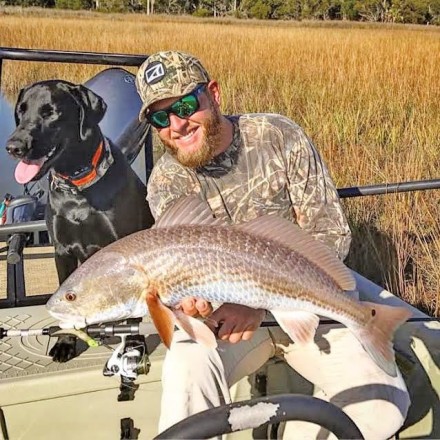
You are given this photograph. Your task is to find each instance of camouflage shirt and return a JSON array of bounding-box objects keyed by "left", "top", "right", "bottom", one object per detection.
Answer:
[{"left": 147, "top": 113, "right": 351, "bottom": 260}]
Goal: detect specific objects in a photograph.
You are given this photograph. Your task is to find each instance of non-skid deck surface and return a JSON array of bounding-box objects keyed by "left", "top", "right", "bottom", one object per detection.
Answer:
[
  {"left": 0, "top": 306, "right": 110, "bottom": 380},
  {"left": 0, "top": 305, "right": 166, "bottom": 440}
]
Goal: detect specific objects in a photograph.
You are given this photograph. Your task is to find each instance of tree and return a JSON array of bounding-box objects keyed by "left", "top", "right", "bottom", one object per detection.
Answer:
[
  {"left": 390, "top": 0, "right": 440, "bottom": 23},
  {"left": 338, "top": 0, "right": 360, "bottom": 20},
  {"left": 355, "top": 0, "right": 392, "bottom": 21},
  {"left": 55, "top": 0, "right": 91, "bottom": 9},
  {"left": 272, "top": 0, "right": 302, "bottom": 19}
]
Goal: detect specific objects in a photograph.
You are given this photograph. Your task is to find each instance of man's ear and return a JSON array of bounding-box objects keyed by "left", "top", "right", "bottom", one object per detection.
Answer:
[{"left": 206, "top": 80, "right": 221, "bottom": 107}]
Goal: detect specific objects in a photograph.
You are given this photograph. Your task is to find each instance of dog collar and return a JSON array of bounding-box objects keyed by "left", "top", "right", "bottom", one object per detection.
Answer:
[{"left": 51, "top": 138, "right": 114, "bottom": 192}]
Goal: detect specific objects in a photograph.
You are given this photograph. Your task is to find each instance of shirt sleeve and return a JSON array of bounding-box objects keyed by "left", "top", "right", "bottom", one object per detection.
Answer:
[
  {"left": 283, "top": 122, "right": 352, "bottom": 260},
  {"left": 146, "top": 154, "right": 198, "bottom": 221}
]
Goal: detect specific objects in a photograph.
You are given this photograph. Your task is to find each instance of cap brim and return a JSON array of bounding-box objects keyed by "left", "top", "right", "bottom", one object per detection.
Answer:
[{"left": 138, "top": 102, "right": 149, "bottom": 121}]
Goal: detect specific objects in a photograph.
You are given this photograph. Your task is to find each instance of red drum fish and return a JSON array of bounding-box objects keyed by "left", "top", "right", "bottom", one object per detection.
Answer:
[{"left": 46, "top": 196, "right": 411, "bottom": 377}]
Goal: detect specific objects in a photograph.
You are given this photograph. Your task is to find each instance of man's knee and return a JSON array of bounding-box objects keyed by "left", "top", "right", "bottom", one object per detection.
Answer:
[{"left": 162, "top": 335, "right": 222, "bottom": 384}]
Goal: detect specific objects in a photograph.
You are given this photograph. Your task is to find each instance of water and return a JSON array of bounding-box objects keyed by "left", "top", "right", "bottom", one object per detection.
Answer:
[{"left": 0, "top": 94, "right": 23, "bottom": 198}]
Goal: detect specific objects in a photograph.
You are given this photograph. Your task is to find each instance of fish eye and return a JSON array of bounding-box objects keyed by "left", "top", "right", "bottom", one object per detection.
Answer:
[{"left": 65, "top": 292, "right": 77, "bottom": 302}]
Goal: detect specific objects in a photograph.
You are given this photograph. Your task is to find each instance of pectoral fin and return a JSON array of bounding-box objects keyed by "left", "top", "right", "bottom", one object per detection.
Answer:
[
  {"left": 146, "top": 288, "right": 175, "bottom": 349},
  {"left": 173, "top": 309, "right": 218, "bottom": 349},
  {"left": 271, "top": 310, "right": 320, "bottom": 345}
]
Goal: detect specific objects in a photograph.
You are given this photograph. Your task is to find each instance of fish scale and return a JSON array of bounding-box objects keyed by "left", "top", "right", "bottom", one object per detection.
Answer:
[{"left": 109, "top": 225, "right": 364, "bottom": 323}]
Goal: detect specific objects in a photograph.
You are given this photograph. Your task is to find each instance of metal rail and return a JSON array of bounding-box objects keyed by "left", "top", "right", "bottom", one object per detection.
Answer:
[
  {"left": 0, "top": 47, "right": 147, "bottom": 90},
  {"left": 0, "top": 47, "right": 147, "bottom": 65},
  {"left": 0, "top": 220, "right": 48, "bottom": 236}
]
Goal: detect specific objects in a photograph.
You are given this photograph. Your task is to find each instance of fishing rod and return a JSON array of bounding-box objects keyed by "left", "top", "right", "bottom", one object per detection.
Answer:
[
  {"left": 0, "top": 322, "right": 156, "bottom": 340},
  {"left": 337, "top": 178, "right": 440, "bottom": 198},
  {"left": 0, "top": 316, "right": 436, "bottom": 341},
  {"left": 1, "top": 316, "right": 436, "bottom": 384}
]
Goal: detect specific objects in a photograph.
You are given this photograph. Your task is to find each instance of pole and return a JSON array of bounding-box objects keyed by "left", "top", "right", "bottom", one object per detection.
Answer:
[{"left": 338, "top": 178, "right": 440, "bottom": 198}]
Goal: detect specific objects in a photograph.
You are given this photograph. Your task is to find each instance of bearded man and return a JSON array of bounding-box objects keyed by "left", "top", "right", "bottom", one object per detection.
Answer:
[{"left": 135, "top": 51, "right": 410, "bottom": 439}]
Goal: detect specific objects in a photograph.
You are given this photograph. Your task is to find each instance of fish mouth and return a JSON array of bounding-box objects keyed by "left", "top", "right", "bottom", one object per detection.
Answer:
[
  {"left": 58, "top": 321, "right": 87, "bottom": 330},
  {"left": 48, "top": 311, "right": 87, "bottom": 330}
]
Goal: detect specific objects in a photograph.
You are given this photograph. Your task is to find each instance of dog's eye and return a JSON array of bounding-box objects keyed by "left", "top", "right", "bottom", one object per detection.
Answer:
[
  {"left": 41, "top": 104, "right": 54, "bottom": 118},
  {"left": 18, "top": 102, "right": 27, "bottom": 114},
  {"left": 65, "top": 292, "right": 77, "bottom": 302}
]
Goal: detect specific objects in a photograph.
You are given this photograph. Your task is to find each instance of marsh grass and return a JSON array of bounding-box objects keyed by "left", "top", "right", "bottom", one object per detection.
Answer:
[{"left": 1, "top": 8, "right": 439, "bottom": 315}]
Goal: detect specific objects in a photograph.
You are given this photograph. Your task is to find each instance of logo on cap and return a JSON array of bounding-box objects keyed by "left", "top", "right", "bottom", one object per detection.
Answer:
[{"left": 145, "top": 61, "right": 166, "bottom": 85}]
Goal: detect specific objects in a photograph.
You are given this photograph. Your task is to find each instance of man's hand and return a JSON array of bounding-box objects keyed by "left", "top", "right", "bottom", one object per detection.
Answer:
[
  {"left": 179, "top": 297, "right": 213, "bottom": 318},
  {"left": 204, "top": 303, "right": 265, "bottom": 344}
]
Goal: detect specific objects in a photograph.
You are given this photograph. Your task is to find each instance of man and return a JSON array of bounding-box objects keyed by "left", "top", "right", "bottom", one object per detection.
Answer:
[{"left": 136, "top": 50, "right": 410, "bottom": 439}]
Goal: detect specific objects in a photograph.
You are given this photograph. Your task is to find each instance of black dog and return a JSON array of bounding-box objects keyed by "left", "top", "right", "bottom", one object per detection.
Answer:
[{"left": 6, "top": 80, "right": 154, "bottom": 361}]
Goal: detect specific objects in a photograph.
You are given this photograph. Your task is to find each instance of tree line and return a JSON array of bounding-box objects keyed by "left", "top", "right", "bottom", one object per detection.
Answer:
[{"left": 4, "top": 0, "right": 440, "bottom": 24}]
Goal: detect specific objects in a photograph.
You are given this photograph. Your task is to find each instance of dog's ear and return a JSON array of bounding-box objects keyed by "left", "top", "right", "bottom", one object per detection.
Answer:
[
  {"left": 14, "top": 87, "right": 27, "bottom": 126},
  {"left": 63, "top": 83, "right": 107, "bottom": 141}
]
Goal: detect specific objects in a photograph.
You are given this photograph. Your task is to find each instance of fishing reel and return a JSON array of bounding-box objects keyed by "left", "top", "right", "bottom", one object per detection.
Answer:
[
  {"left": 103, "top": 334, "right": 151, "bottom": 380},
  {"left": 104, "top": 333, "right": 151, "bottom": 402},
  {"left": 98, "top": 320, "right": 152, "bottom": 402}
]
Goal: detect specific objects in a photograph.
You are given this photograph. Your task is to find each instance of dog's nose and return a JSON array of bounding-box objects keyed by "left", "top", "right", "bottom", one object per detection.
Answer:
[{"left": 6, "top": 142, "right": 28, "bottom": 159}]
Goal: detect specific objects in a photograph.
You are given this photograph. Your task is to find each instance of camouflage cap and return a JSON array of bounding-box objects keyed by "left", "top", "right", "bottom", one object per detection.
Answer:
[{"left": 136, "top": 51, "right": 210, "bottom": 121}]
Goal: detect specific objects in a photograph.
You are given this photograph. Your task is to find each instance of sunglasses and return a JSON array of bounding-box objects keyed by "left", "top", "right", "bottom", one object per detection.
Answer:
[{"left": 147, "top": 84, "right": 206, "bottom": 129}]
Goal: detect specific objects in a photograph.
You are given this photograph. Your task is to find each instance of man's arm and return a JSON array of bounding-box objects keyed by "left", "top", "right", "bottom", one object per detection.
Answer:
[{"left": 284, "top": 124, "right": 351, "bottom": 260}]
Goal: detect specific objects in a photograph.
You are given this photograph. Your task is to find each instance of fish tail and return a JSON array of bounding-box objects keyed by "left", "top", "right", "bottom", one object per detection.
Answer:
[{"left": 354, "top": 302, "right": 412, "bottom": 377}]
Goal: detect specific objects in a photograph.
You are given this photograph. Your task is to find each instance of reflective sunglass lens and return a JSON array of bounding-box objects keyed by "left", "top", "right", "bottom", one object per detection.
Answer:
[
  {"left": 151, "top": 111, "right": 169, "bottom": 128},
  {"left": 149, "top": 85, "right": 204, "bottom": 128},
  {"left": 173, "top": 95, "right": 198, "bottom": 117}
]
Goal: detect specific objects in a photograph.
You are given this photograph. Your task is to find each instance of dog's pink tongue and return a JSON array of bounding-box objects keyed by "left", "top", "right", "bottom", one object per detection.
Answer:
[{"left": 15, "top": 159, "right": 44, "bottom": 184}]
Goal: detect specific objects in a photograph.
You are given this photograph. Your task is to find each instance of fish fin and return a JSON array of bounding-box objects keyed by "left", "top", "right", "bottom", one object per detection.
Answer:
[
  {"left": 154, "top": 194, "right": 225, "bottom": 228},
  {"left": 173, "top": 309, "right": 218, "bottom": 349},
  {"left": 146, "top": 289, "right": 175, "bottom": 349},
  {"left": 345, "top": 289, "right": 359, "bottom": 299},
  {"left": 271, "top": 310, "right": 320, "bottom": 344},
  {"left": 236, "top": 215, "right": 355, "bottom": 291},
  {"left": 355, "top": 302, "right": 412, "bottom": 377}
]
